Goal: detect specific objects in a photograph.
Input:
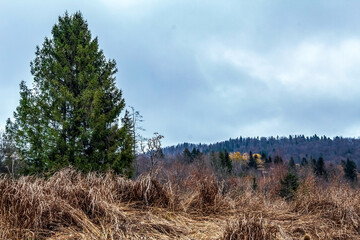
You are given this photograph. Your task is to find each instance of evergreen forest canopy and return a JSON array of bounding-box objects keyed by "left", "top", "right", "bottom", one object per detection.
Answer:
[
  {"left": 164, "top": 135, "right": 360, "bottom": 170},
  {"left": 5, "top": 12, "right": 135, "bottom": 177}
]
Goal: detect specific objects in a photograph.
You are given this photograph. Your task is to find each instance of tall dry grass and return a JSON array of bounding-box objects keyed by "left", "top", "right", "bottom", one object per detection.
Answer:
[
  {"left": 1, "top": 166, "right": 360, "bottom": 239},
  {"left": 219, "top": 214, "right": 279, "bottom": 240}
]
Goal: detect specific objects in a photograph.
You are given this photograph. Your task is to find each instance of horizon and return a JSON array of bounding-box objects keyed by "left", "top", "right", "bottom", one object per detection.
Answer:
[{"left": 165, "top": 134, "right": 360, "bottom": 148}]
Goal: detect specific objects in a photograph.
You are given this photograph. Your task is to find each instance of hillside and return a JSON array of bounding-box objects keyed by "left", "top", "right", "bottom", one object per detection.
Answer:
[{"left": 164, "top": 135, "right": 360, "bottom": 167}]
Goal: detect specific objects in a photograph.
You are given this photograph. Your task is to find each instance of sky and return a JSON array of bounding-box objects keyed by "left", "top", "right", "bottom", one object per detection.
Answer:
[{"left": 2, "top": 1, "right": 360, "bottom": 146}]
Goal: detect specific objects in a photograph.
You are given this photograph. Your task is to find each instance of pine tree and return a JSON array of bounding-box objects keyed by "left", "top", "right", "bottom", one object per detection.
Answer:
[
  {"left": 223, "top": 149, "right": 232, "bottom": 173},
  {"left": 279, "top": 171, "right": 299, "bottom": 200},
  {"left": 6, "top": 12, "right": 134, "bottom": 176},
  {"left": 191, "top": 147, "right": 200, "bottom": 160},
  {"left": 288, "top": 157, "right": 296, "bottom": 170},
  {"left": 183, "top": 147, "right": 193, "bottom": 163},
  {"left": 218, "top": 150, "right": 225, "bottom": 165},
  {"left": 300, "top": 157, "right": 308, "bottom": 166},
  {"left": 314, "top": 157, "right": 326, "bottom": 177},
  {"left": 344, "top": 158, "right": 357, "bottom": 182}
]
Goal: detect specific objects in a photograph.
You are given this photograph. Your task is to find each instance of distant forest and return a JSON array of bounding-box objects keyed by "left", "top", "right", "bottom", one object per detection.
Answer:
[{"left": 164, "top": 135, "right": 360, "bottom": 168}]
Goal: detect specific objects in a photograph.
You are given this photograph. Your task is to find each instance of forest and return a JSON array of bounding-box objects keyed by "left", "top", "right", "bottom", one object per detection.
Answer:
[
  {"left": 164, "top": 135, "right": 360, "bottom": 169},
  {"left": 1, "top": 11, "right": 360, "bottom": 240}
]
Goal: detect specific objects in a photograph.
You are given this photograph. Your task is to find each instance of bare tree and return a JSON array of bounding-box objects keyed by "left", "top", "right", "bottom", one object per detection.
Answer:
[
  {"left": 129, "top": 106, "right": 145, "bottom": 155},
  {"left": 0, "top": 130, "right": 20, "bottom": 178},
  {"left": 140, "top": 132, "right": 164, "bottom": 174}
]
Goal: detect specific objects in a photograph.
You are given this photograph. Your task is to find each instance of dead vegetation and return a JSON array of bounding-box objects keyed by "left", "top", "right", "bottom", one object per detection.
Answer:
[
  {"left": 0, "top": 167, "right": 360, "bottom": 239},
  {"left": 220, "top": 214, "right": 279, "bottom": 240}
]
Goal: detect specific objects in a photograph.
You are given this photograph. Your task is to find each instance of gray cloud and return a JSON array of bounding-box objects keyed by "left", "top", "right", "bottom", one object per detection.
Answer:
[{"left": 1, "top": 1, "right": 360, "bottom": 146}]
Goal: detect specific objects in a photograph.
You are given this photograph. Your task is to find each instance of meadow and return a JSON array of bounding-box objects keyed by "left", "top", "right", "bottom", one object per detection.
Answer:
[{"left": 1, "top": 160, "right": 359, "bottom": 240}]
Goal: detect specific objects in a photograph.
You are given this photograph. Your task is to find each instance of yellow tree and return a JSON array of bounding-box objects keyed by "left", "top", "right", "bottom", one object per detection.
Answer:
[{"left": 229, "top": 152, "right": 243, "bottom": 161}]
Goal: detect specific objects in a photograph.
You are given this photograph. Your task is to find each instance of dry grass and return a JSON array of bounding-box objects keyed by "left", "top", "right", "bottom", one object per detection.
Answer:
[
  {"left": 1, "top": 167, "right": 360, "bottom": 239},
  {"left": 219, "top": 214, "right": 279, "bottom": 240}
]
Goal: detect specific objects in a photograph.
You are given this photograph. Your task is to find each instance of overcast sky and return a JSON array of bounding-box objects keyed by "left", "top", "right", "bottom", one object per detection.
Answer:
[{"left": 2, "top": 1, "right": 360, "bottom": 146}]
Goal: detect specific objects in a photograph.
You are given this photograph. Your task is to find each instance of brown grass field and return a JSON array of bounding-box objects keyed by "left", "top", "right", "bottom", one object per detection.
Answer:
[{"left": 0, "top": 166, "right": 359, "bottom": 240}]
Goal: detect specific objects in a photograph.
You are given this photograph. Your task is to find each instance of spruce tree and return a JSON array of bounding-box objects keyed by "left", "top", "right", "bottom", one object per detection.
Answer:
[
  {"left": 314, "top": 157, "right": 326, "bottom": 177},
  {"left": 218, "top": 150, "right": 225, "bottom": 164},
  {"left": 279, "top": 171, "right": 299, "bottom": 200},
  {"left": 183, "top": 147, "right": 193, "bottom": 163},
  {"left": 344, "top": 158, "right": 357, "bottom": 182},
  {"left": 190, "top": 147, "right": 196, "bottom": 159},
  {"left": 6, "top": 12, "right": 134, "bottom": 176},
  {"left": 300, "top": 157, "right": 308, "bottom": 167},
  {"left": 288, "top": 157, "right": 296, "bottom": 170},
  {"left": 223, "top": 150, "right": 232, "bottom": 173}
]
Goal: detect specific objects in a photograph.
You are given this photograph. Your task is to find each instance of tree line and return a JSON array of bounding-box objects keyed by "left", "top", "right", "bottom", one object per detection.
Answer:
[{"left": 164, "top": 135, "right": 360, "bottom": 170}]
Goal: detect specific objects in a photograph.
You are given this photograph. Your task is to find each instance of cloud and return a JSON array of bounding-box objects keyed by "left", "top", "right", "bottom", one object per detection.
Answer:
[
  {"left": 2, "top": 1, "right": 360, "bottom": 146},
  {"left": 207, "top": 39, "right": 360, "bottom": 99}
]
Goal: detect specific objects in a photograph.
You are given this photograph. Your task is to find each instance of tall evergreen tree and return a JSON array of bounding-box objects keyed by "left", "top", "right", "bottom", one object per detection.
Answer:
[
  {"left": 223, "top": 150, "right": 232, "bottom": 173},
  {"left": 218, "top": 150, "right": 225, "bottom": 164},
  {"left": 191, "top": 147, "right": 201, "bottom": 160},
  {"left": 344, "top": 158, "right": 357, "bottom": 182},
  {"left": 288, "top": 157, "right": 296, "bottom": 170},
  {"left": 6, "top": 12, "right": 134, "bottom": 176},
  {"left": 314, "top": 157, "right": 326, "bottom": 177},
  {"left": 300, "top": 157, "right": 308, "bottom": 167},
  {"left": 183, "top": 147, "right": 193, "bottom": 163},
  {"left": 279, "top": 171, "right": 299, "bottom": 200}
]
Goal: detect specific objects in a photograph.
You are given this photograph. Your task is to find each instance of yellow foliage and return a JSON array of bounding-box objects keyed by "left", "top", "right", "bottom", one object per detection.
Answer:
[
  {"left": 230, "top": 152, "right": 264, "bottom": 166},
  {"left": 229, "top": 152, "right": 242, "bottom": 161},
  {"left": 253, "top": 153, "right": 261, "bottom": 159}
]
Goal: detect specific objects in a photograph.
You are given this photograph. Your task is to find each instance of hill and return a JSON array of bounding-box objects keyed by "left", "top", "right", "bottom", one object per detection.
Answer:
[{"left": 164, "top": 135, "right": 360, "bottom": 167}]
